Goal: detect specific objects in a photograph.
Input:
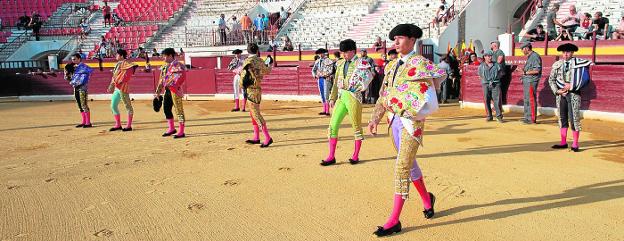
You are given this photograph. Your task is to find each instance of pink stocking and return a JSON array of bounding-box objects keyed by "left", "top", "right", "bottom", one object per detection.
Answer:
[
  {"left": 383, "top": 194, "right": 405, "bottom": 229},
  {"left": 413, "top": 178, "right": 432, "bottom": 209},
  {"left": 325, "top": 138, "right": 337, "bottom": 161},
  {"left": 560, "top": 128, "right": 568, "bottom": 145},
  {"left": 572, "top": 131, "right": 580, "bottom": 148},
  {"left": 351, "top": 139, "right": 362, "bottom": 160}
]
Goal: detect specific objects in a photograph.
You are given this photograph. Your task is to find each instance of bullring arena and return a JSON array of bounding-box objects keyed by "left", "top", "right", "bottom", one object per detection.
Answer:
[{"left": 1, "top": 0, "right": 624, "bottom": 240}]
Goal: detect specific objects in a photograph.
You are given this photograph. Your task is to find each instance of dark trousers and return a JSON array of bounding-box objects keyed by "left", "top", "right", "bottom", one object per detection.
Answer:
[
  {"left": 74, "top": 87, "right": 84, "bottom": 112},
  {"left": 439, "top": 78, "right": 449, "bottom": 103},
  {"left": 559, "top": 94, "right": 577, "bottom": 130},
  {"left": 219, "top": 29, "right": 227, "bottom": 45},
  {"left": 522, "top": 80, "right": 539, "bottom": 122},
  {"left": 482, "top": 83, "right": 502, "bottom": 118},
  {"left": 163, "top": 89, "right": 174, "bottom": 119}
]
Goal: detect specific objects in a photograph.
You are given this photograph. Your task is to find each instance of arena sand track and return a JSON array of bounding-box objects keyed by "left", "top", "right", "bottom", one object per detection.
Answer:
[{"left": 0, "top": 100, "right": 623, "bottom": 241}]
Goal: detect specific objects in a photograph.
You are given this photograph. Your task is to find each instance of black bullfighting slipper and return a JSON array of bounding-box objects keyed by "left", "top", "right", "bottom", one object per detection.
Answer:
[
  {"left": 551, "top": 144, "right": 568, "bottom": 149},
  {"left": 423, "top": 192, "right": 436, "bottom": 219},
  {"left": 320, "top": 158, "right": 336, "bottom": 166},
  {"left": 260, "top": 138, "right": 273, "bottom": 148},
  {"left": 373, "top": 221, "right": 402, "bottom": 237},
  {"left": 348, "top": 158, "right": 360, "bottom": 165},
  {"left": 162, "top": 129, "right": 177, "bottom": 137}
]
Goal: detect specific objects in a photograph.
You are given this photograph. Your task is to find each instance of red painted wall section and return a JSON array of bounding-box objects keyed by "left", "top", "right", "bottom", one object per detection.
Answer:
[
  {"left": 185, "top": 69, "right": 217, "bottom": 94},
  {"left": 462, "top": 64, "right": 624, "bottom": 114}
]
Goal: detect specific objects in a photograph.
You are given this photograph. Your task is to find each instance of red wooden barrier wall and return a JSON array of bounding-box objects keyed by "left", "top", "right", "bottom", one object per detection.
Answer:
[{"left": 462, "top": 64, "right": 624, "bottom": 113}]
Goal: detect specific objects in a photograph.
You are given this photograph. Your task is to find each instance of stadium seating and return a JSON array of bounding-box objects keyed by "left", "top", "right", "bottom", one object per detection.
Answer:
[
  {"left": 87, "top": 25, "right": 159, "bottom": 56},
  {"left": 280, "top": 0, "right": 377, "bottom": 49},
  {"left": 522, "top": 0, "right": 624, "bottom": 40},
  {"left": 151, "top": 0, "right": 252, "bottom": 49},
  {"left": 0, "top": 0, "right": 87, "bottom": 27},
  {"left": 114, "top": 0, "right": 186, "bottom": 22}
]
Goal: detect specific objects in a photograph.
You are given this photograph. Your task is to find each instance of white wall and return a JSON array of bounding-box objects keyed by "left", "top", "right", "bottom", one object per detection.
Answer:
[{"left": 7, "top": 39, "right": 73, "bottom": 61}]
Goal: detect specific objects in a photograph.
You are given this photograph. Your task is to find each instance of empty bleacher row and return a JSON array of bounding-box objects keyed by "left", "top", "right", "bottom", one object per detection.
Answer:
[
  {"left": 114, "top": 0, "right": 186, "bottom": 22},
  {"left": 281, "top": 0, "right": 377, "bottom": 49}
]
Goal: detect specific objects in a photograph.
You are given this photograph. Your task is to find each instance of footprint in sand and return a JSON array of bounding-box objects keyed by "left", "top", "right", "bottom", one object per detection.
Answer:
[
  {"left": 182, "top": 151, "right": 199, "bottom": 159},
  {"left": 133, "top": 159, "right": 144, "bottom": 163},
  {"left": 226, "top": 147, "right": 236, "bottom": 151},
  {"left": 296, "top": 154, "right": 307, "bottom": 158},
  {"left": 83, "top": 205, "right": 96, "bottom": 212},
  {"left": 223, "top": 179, "right": 239, "bottom": 186},
  {"left": 278, "top": 167, "right": 292, "bottom": 171},
  {"left": 187, "top": 203, "right": 205, "bottom": 213},
  {"left": 7, "top": 185, "right": 21, "bottom": 190},
  {"left": 94, "top": 229, "right": 113, "bottom": 237},
  {"left": 44, "top": 178, "right": 56, "bottom": 183},
  {"left": 83, "top": 176, "right": 92, "bottom": 180}
]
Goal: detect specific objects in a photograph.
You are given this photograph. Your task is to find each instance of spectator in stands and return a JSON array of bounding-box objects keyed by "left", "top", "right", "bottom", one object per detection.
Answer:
[
  {"left": 546, "top": 3, "right": 562, "bottom": 39},
  {"left": 279, "top": 7, "right": 288, "bottom": 27},
  {"left": 265, "top": 54, "right": 274, "bottom": 67},
  {"left": 17, "top": 12, "right": 30, "bottom": 31},
  {"left": 29, "top": 11, "right": 42, "bottom": 41},
  {"left": 433, "top": 0, "right": 450, "bottom": 28},
  {"left": 262, "top": 14, "right": 270, "bottom": 44},
  {"left": 267, "top": 36, "right": 280, "bottom": 52},
  {"left": 254, "top": 14, "right": 264, "bottom": 43},
  {"left": 524, "top": 24, "right": 547, "bottom": 42},
  {"left": 468, "top": 52, "right": 480, "bottom": 66},
  {"left": 560, "top": 4, "right": 582, "bottom": 34},
  {"left": 230, "top": 16, "right": 242, "bottom": 44},
  {"left": 152, "top": 48, "right": 160, "bottom": 57},
  {"left": 554, "top": 28, "right": 572, "bottom": 41},
  {"left": 372, "top": 36, "right": 383, "bottom": 52},
  {"left": 574, "top": 13, "right": 592, "bottom": 39},
  {"left": 218, "top": 14, "right": 229, "bottom": 45},
  {"left": 78, "top": 49, "right": 86, "bottom": 60},
  {"left": 613, "top": 16, "right": 624, "bottom": 39},
  {"left": 282, "top": 35, "right": 294, "bottom": 51},
  {"left": 241, "top": 13, "right": 252, "bottom": 44},
  {"left": 80, "top": 19, "right": 91, "bottom": 40},
  {"left": 585, "top": 11, "right": 609, "bottom": 40},
  {"left": 103, "top": 2, "right": 112, "bottom": 27},
  {"left": 98, "top": 36, "right": 109, "bottom": 57},
  {"left": 112, "top": 12, "right": 123, "bottom": 26},
  {"left": 387, "top": 49, "right": 398, "bottom": 61}
]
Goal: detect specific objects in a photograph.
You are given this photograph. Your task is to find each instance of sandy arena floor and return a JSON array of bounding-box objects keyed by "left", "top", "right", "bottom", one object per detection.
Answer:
[{"left": 0, "top": 99, "right": 623, "bottom": 241}]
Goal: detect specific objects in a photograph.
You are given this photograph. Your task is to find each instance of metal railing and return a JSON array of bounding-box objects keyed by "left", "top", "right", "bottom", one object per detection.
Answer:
[
  {"left": 507, "top": 0, "right": 541, "bottom": 34},
  {"left": 0, "top": 31, "right": 31, "bottom": 61}
]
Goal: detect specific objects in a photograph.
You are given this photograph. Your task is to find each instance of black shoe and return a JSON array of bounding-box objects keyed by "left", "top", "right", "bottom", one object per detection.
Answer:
[
  {"left": 173, "top": 133, "right": 186, "bottom": 139},
  {"left": 245, "top": 139, "right": 261, "bottom": 144},
  {"left": 162, "top": 129, "right": 177, "bottom": 137},
  {"left": 82, "top": 124, "right": 93, "bottom": 128},
  {"left": 320, "top": 158, "right": 336, "bottom": 166},
  {"left": 324, "top": 113, "right": 331, "bottom": 116},
  {"left": 260, "top": 138, "right": 273, "bottom": 148},
  {"left": 241, "top": 109, "right": 247, "bottom": 112},
  {"left": 231, "top": 108, "right": 240, "bottom": 112},
  {"left": 122, "top": 127, "right": 133, "bottom": 132},
  {"left": 423, "top": 192, "right": 436, "bottom": 219},
  {"left": 75, "top": 124, "right": 84, "bottom": 128},
  {"left": 571, "top": 146, "right": 580, "bottom": 152},
  {"left": 551, "top": 144, "right": 568, "bottom": 149},
  {"left": 485, "top": 117, "right": 493, "bottom": 122},
  {"left": 348, "top": 158, "right": 360, "bottom": 165},
  {"left": 109, "top": 126, "right": 122, "bottom": 131},
  {"left": 373, "top": 221, "right": 402, "bottom": 237},
  {"left": 319, "top": 112, "right": 326, "bottom": 115}
]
